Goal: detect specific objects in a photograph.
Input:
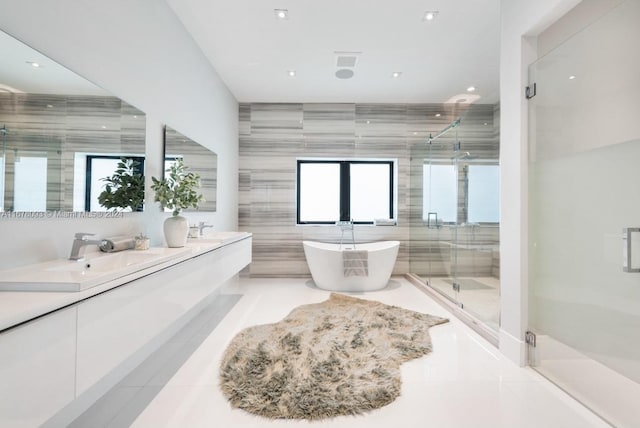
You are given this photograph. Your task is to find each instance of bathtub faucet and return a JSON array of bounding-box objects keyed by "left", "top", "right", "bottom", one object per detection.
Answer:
[{"left": 336, "top": 220, "right": 356, "bottom": 250}]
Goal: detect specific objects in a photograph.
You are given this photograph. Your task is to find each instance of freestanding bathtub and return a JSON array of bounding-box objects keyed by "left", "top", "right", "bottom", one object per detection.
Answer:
[{"left": 302, "top": 240, "right": 400, "bottom": 291}]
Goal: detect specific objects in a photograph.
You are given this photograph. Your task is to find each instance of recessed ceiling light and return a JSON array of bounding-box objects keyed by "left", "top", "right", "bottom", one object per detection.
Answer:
[
  {"left": 435, "top": 113, "right": 441, "bottom": 117},
  {"left": 46, "top": 104, "right": 53, "bottom": 108},
  {"left": 569, "top": 75, "right": 576, "bottom": 80},
  {"left": 423, "top": 11, "right": 439, "bottom": 21},
  {"left": 366, "top": 120, "right": 370, "bottom": 124},
  {"left": 413, "top": 132, "right": 418, "bottom": 135},
  {"left": 484, "top": 122, "right": 488, "bottom": 125},
  {"left": 274, "top": 9, "right": 288, "bottom": 20},
  {"left": 101, "top": 125, "right": 107, "bottom": 129},
  {"left": 26, "top": 61, "right": 41, "bottom": 68},
  {"left": 467, "top": 86, "right": 476, "bottom": 92},
  {"left": 287, "top": 70, "right": 296, "bottom": 77},
  {"left": 392, "top": 71, "right": 402, "bottom": 78}
]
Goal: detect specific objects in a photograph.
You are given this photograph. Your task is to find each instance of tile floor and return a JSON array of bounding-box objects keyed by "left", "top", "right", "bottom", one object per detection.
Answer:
[{"left": 74, "top": 277, "right": 611, "bottom": 428}]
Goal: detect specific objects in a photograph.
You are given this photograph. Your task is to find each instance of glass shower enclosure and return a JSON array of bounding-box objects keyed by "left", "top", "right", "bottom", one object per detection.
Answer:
[
  {"left": 527, "top": 1, "right": 640, "bottom": 426},
  {"left": 0, "top": 125, "right": 5, "bottom": 211},
  {"left": 410, "top": 110, "right": 501, "bottom": 333}
]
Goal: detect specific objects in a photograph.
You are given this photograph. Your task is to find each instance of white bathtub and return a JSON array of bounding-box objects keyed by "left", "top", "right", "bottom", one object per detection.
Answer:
[{"left": 302, "top": 240, "right": 400, "bottom": 291}]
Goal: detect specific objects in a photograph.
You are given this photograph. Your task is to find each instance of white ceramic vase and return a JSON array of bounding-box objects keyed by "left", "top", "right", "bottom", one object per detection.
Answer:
[{"left": 164, "top": 215, "right": 188, "bottom": 248}]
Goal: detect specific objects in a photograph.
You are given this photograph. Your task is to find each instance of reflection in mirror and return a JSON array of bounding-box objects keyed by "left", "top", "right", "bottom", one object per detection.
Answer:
[
  {"left": 0, "top": 29, "right": 146, "bottom": 212},
  {"left": 163, "top": 126, "right": 217, "bottom": 212}
]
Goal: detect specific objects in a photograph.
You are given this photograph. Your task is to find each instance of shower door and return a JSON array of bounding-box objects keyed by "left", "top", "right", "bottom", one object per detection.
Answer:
[
  {"left": 410, "top": 129, "right": 461, "bottom": 305},
  {"left": 0, "top": 126, "right": 5, "bottom": 211},
  {"left": 528, "top": 1, "right": 640, "bottom": 426},
  {"left": 410, "top": 112, "right": 501, "bottom": 332}
]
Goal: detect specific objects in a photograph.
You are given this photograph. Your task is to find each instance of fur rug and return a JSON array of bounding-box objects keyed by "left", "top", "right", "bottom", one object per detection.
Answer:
[{"left": 219, "top": 293, "right": 448, "bottom": 420}]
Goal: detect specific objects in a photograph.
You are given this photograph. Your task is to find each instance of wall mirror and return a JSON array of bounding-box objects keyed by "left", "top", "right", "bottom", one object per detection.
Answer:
[
  {"left": 0, "top": 29, "right": 146, "bottom": 213},
  {"left": 163, "top": 126, "right": 217, "bottom": 212}
]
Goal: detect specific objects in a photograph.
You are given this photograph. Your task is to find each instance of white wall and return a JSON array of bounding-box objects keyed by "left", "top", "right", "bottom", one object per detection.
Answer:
[
  {"left": 0, "top": 0, "right": 238, "bottom": 269},
  {"left": 537, "top": 0, "right": 623, "bottom": 57},
  {"left": 499, "top": 0, "right": 581, "bottom": 365}
]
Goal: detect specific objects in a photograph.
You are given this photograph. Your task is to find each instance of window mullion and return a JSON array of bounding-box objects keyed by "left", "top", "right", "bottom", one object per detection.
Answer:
[{"left": 339, "top": 162, "right": 350, "bottom": 221}]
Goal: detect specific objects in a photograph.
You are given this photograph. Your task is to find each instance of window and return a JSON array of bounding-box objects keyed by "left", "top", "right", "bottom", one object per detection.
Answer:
[
  {"left": 14, "top": 154, "right": 48, "bottom": 211},
  {"left": 85, "top": 155, "right": 145, "bottom": 211},
  {"left": 467, "top": 165, "right": 500, "bottom": 223},
  {"left": 423, "top": 163, "right": 457, "bottom": 223},
  {"left": 423, "top": 162, "right": 499, "bottom": 225},
  {"left": 297, "top": 160, "right": 394, "bottom": 224}
]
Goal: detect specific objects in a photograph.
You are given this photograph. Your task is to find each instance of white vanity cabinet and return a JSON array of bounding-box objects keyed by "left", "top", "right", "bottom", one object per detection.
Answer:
[
  {"left": 75, "top": 237, "right": 251, "bottom": 397},
  {"left": 0, "top": 234, "right": 251, "bottom": 428},
  {"left": 0, "top": 306, "right": 77, "bottom": 428}
]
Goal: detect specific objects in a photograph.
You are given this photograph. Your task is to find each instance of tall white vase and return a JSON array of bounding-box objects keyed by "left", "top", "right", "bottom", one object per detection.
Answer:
[{"left": 164, "top": 215, "right": 188, "bottom": 248}]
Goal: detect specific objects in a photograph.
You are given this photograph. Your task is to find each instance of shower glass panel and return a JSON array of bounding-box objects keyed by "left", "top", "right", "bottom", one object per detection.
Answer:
[
  {"left": 0, "top": 126, "right": 5, "bottom": 211},
  {"left": 423, "top": 131, "right": 460, "bottom": 304},
  {"left": 410, "top": 109, "right": 501, "bottom": 332},
  {"left": 528, "top": 1, "right": 640, "bottom": 426}
]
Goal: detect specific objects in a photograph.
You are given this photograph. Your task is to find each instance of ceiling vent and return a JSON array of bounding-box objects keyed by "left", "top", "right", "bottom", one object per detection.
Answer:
[
  {"left": 334, "top": 51, "right": 361, "bottom": 68},
  {"left": 336, "top": 55, "right": 358, "bottom": 68},
  {"left": 333, "top": 51, "right": 361, "bottom": 80}
]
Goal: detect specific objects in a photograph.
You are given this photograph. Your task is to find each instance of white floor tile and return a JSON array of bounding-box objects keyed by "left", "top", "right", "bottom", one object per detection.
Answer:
[{"left": 126, "top": 277, "right": 609, "bottom": 428}]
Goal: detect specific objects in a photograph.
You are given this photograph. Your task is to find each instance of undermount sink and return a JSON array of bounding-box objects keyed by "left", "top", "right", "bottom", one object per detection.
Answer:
[
  {"left": 0, "top": 247, "right": 191, "bottom": 292},
  {"left": 46, "top": 250, "right": 163, "bottom": 273}
]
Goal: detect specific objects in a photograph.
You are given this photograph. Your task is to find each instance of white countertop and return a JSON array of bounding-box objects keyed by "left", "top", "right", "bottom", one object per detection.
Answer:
[{"left": 0, "top": 232, "right": 251, "bottom": 332}]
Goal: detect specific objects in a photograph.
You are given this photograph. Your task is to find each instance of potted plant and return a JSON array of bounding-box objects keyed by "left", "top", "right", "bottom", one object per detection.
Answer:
[
  {"left": 97, "top": 158, "right": 145, "bottom": 212},
  {"left": 151, "top": 158, "right": 204, "bottom": 247}
]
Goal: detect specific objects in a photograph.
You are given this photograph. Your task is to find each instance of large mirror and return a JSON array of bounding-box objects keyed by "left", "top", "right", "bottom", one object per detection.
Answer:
[
  {"left": 0, "top": 29, "right": 146, "bottom": 213},
  {"left": 163, "top": 126, "right": 217, "bottom": 212}
]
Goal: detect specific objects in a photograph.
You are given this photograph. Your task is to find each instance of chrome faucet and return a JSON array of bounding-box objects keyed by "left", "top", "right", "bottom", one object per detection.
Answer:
[
  {"left": 198, "top": 221, "right": 214, "bottom": 237},
  {"left": 69, "top": 233, "right": 104, "bottom": 261}
]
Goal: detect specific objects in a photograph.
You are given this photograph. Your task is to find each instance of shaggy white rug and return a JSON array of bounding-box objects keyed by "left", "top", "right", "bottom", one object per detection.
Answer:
[{"left": 219, "top": 293, "right": 448, "bottom": 420}]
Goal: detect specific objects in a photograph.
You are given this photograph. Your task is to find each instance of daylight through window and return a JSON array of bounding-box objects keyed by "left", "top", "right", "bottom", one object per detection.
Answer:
[{"left": 297, "top": 160, "right": 395, "bottom": 224}]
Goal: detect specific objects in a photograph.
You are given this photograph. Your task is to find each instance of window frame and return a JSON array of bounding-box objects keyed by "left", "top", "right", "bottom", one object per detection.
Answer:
[{"left": 296, "top": 159, "right": 395, "bottom": 225}]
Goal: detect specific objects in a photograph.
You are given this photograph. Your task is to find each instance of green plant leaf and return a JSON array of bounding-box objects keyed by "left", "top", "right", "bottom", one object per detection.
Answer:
[
  {"left": 97, "top": 157, "right": 145, "bottom": 212},
  {"left": 150, "top": 158, "right": 203, "bottom": 216}
]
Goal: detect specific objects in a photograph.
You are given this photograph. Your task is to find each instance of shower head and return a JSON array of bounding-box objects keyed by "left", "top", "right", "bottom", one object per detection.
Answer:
[
  {"left": 451, "top": 151, "right": 478, "bottom": 161},
  {"left": 461, "top": 151, "right": 478, "bottom": 160},
  {"left": 0, "top": 125, "right": 7, "bottom": 134}
]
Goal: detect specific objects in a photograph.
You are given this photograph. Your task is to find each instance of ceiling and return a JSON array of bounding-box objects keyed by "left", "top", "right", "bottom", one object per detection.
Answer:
[
  {"left": 0, "top": 30, "right": 108, "bottom": 96},
  {"left": 166, "top": 0, "right": 501, "bottom": 104}
]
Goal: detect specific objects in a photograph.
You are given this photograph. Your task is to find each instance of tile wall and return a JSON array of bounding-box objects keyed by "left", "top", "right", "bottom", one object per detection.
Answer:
[{"left": 239, "top": 102, "right": 499, "bottom": 277}]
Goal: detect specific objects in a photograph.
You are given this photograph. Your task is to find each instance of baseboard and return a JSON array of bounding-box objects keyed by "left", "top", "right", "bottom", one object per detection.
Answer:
[{"left": 499, "top": 328, "right": 527, "bottom": 366}]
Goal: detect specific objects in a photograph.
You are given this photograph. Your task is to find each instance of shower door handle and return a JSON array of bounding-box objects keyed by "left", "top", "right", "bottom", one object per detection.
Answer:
[{"left": 623, "top": 228, "right": 640, "bottom": 272}]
